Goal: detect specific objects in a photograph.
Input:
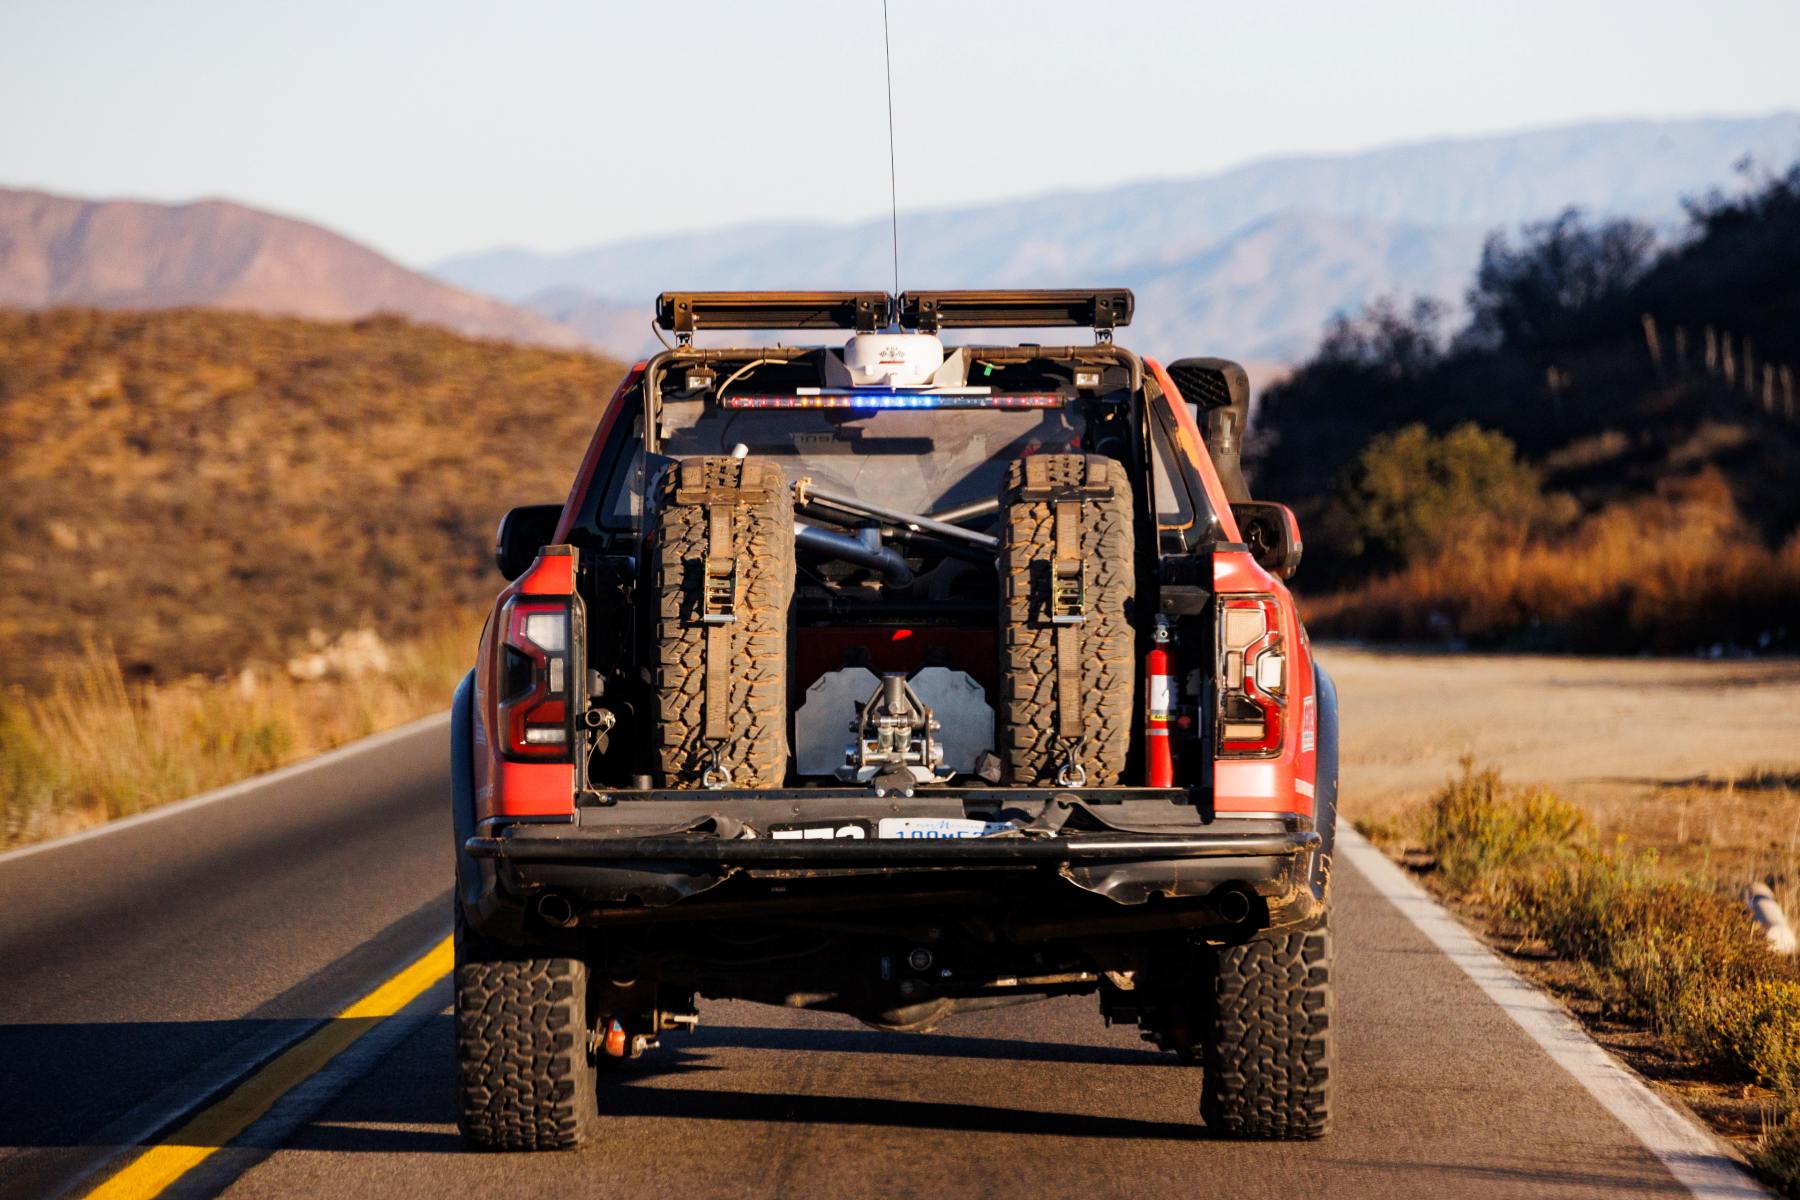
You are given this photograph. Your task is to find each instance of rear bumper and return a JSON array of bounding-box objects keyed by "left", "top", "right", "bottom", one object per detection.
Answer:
[
  {"left": 465, "top": 828, "right": 1318, "bottom": 865},
  {"left": 460, "top": 817, "right": 1329, "bottom": 943}
]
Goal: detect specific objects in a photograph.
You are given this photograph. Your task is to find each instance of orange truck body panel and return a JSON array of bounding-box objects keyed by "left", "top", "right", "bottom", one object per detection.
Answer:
[{"left": 1148, "top": 357, "right": 1317, "bottom": 822}]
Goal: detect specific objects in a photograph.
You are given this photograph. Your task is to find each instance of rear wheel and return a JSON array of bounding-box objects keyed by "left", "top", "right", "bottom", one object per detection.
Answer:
[
  {"left": 1200, "top": 921, "right": 1335, "bottom": 1139},
  {"left": 997, "top": 453, "right": 1136, "bottom": 785},
  {"left": 453, "top": 912, "right": 599, "bottom": 1151},
  {"left": 651, "top": 456, "right": 794, "bottom": 788}
]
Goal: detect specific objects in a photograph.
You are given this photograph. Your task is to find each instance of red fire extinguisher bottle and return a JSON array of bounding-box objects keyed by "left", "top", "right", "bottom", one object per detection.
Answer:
[{"left": 1146, "top": 614, "right": 1176, "bottom": 787}]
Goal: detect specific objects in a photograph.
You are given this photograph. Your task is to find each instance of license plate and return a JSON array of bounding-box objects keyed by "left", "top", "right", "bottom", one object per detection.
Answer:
[{"left": 875, "top": 817, "right": 1013, "bottom": 839}]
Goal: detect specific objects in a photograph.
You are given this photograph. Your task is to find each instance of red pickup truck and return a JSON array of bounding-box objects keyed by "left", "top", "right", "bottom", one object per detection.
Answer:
[{"left": 450, "top": 290, "right": 1336, "bottom": 1150}]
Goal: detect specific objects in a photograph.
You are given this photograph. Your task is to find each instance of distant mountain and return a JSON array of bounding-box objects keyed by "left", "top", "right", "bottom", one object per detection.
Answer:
[
  {"left": 434, "top": 113, "right": 1800, "bottom": 362},
  {"left": 523, "top": 286, "right": 663, "bottom": 361},
  {"left": 0, "top": 187, "right": 584, "bottom": 349}
]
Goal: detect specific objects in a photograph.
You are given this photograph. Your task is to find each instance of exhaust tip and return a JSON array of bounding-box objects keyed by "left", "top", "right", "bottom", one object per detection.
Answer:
[
  {"left": 537, "top": 892, "right": 579, "bottom": 928},
  {"left": 1213, "top": 887, "right": 1253, "bottom": 924}
]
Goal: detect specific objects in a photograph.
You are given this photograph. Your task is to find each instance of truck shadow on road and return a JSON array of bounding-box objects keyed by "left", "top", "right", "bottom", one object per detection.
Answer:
[
  {"left": 0, "top": 1011, "right": 1202, "bottom": 1161},
  {"left": 272, "top": 1013, "right": 1213, "bottom": 1156},
  {"left": 679, "top": 1023, "right": 1183, "bottom": 1068}
]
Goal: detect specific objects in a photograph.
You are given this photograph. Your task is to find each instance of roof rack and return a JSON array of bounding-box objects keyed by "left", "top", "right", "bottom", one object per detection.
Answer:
[
  {"left": 897, "top": 289, "right": 1133, "bottom": 335},
  {"left": 656, "top": 291, "right": 891, "bottom": 336}
]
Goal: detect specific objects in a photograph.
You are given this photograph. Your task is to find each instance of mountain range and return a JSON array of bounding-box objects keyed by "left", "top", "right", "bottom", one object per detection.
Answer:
[
  {"left": 433, "top": 113, "right": 1800, "bottom": 362},
  {"left": 3, "top": 113, "right": 1797, "bottom": 367},
  {"left": 0, "top": 187, "right": 583, "bottom": 349}
]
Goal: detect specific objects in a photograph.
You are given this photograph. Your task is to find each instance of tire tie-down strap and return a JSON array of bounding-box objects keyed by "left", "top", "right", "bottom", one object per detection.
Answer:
[
  {"left": 1053, "top": 492, "right": 1084, "bottom": 742},
  {"left": 702, "top": 490, "right": 735, "bottom": 745}
]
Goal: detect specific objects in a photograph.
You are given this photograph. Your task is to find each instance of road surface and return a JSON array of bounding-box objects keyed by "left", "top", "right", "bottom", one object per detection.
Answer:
[{"left": 0, "top": 654, "right": 1772, "bottom": 1200}]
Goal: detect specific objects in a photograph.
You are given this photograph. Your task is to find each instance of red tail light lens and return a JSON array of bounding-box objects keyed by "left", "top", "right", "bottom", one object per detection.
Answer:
[
  {"left": 1217, "top": 595, "right": 1286, "bottom": 757},
  {"left": 499, "top": 597, "right": 574, "bottom": 760}
]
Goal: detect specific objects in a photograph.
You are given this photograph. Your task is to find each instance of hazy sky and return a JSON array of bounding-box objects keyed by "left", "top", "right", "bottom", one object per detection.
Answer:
[{"left": 4, "top": 0, "right": 1798, "bottom": 266}]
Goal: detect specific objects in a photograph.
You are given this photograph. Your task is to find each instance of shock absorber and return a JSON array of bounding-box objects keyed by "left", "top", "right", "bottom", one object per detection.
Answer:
[{"left": 1146, "top": 614, "right": 1176, "bottom": 787}]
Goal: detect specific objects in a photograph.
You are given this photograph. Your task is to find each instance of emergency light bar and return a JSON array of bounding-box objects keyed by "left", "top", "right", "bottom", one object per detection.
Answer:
[{"left": 719, "top": 393, "right": 1066, "bottom": 410}]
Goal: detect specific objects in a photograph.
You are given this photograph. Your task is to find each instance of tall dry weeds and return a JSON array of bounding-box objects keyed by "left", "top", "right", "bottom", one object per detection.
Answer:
[
  {"left": 1402, "top": 761, "right": 1800, "bottom": 1189},
  {"left": 0, "top": 620, "right": 477, "bottom": 849},
  {"left": 1306, "top": 472, "right": 1800, "bottom": 652}
]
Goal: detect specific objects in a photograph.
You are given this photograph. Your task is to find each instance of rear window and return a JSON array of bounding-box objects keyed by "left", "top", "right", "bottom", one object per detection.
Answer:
[{"left": 654, "top": 398, "right": 1085, "bottom": 516}]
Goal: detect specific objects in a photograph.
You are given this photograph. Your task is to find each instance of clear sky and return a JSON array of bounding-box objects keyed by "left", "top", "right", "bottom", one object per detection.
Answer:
[{"left": 3, "top": 0, "right": 1798, "bottom": 267}]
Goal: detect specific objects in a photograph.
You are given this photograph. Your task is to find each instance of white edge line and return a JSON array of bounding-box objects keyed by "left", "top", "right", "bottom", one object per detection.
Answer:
[
  {"left": 1338, "top": 825, "right": 1772, "bottom": 1200},
  {"left": 0, "top": 710, "right": 452, "bottom": 868}
]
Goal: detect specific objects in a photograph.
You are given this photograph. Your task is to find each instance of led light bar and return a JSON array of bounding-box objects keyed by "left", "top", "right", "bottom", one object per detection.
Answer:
[{"left": 720, "top": 393, "right": 1066, "bottom": 410}]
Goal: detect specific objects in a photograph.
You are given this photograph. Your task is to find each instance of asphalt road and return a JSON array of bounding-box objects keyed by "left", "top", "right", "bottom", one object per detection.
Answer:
[{"left": 0, "top": 717, "right": 1754, "bottom": 1200}]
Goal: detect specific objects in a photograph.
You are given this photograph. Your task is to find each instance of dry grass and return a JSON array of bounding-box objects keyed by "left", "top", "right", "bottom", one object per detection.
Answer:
[
  {"left": 0, "top": 307, "right": 613, "bottom": 847},
  {"left": 1365, "top": 761, "right": 1800, "bottom": 1191},
  {"left": 1306, "top": 471, "right": 1800, "bottom": 653},
  {"left": 0, "top": 618, "right": 478, "bottom": 850},
  {"left": 0, "top": 307, "right": 621, "bottom": 689}
]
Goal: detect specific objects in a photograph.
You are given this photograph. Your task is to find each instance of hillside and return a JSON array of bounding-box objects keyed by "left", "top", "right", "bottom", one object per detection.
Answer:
[
  {"left": 0, "top": 308, "right": 623, "bottom": 690},
  {"left": 435, "top": 113, "right": 1800, "bottom": 361},
  {"left": 1250, "top": 164, "right": 1800, "bottom": 652},
  {"left": 0, "top": 187, "right": 584, "bottom": 349}
]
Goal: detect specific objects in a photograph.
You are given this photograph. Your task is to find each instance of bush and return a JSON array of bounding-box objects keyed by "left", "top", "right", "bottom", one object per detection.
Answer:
[
  {"left": 1516, "top": 853, "right": 1800, "bottom": 1099},
  {"left": 1420, "top": 758, "right": 1589, "bottom": 895},
  {"left": 1334, "top": 423, "right": 1548, "bottom": 570},
  {"left": 1301, "top": 475, "right": 1800, "bottom": 653},
  {"left": 1411, "top": 761, "right": 1800, "bottom": 1190}
]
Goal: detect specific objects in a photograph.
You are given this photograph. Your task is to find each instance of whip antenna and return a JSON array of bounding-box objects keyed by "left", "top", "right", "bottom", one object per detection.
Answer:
[{"left": 881, "top": 0, "right": 900, "bottom": 305}]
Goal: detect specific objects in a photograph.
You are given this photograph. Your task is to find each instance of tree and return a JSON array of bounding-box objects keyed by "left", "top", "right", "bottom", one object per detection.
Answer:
[{"left": 1464, "top": 209, "right": 1655, "bottom": 358}]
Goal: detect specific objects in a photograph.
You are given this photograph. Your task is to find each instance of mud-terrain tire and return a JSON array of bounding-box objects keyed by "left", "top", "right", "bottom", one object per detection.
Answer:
[
  {"left": 998, "top": 453, "right": 1135, "bottom": 785},
  {"left": 651, "top": 456, "right": 794, "bottom": 788},
  {"left": 1201, "top": 923, "right": 1335, "bottom": 1139},
  {"left": 453, "top": 913, "right": 599, "bottom": 1151}
]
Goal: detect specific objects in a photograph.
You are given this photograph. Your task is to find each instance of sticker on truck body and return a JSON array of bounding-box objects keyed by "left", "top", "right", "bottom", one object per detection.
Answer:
[{"left": 767, "top": 817, "right": 1013, "bottom": 840}]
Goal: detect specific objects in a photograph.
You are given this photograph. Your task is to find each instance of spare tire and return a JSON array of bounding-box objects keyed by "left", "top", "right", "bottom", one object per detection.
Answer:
[
  {"left": 651, "top": 456, "right": 794, "bottom": 788},
  {"left": 998, "top": 453, "right": 1136, "bottom": 786}
]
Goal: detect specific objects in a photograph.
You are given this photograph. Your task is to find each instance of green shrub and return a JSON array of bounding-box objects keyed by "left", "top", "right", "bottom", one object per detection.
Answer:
[
  {"left": 1421, "top": 757, "right": 1589, "bottom": 894},
  {"left": 1406, "top": 758, "right": 1800, "bottom": 1191},
  {"left": 1333, "top": 422, "right": 1548, "bottom": 571}
]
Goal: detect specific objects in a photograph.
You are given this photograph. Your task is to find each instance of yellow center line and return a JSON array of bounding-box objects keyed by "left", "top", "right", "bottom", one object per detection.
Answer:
[{"left": 85, "top": 934, "right": 454, "bottom": 1200}]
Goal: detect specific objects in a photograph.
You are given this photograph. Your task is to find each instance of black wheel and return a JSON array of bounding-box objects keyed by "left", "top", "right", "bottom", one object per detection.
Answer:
[
  {"left": 651, "top": 456, "right": 794, "bottom": 788},
  {"left": 1200, "top": 920, "right": 1335, "bottom": 1139},
  {"left": 997, "top": 453, "right": 1135, "bottom": 785},
  {"left": 453, "top": 911, "right": 599, "bottom": 1151}
]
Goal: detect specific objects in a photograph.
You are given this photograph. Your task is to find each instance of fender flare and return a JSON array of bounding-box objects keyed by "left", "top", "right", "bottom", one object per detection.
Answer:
[
  {"left": 1309, "top": 660, "right": 1341, "bottom": 899},
  {"left": 450, "top": 670, "right": 481, "bottom": 909}
]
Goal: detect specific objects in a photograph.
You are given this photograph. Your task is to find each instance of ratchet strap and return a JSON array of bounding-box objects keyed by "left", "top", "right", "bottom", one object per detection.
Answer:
[
  {"left": 1019, "top": 457, "right": 1106, "bottom": 744},
  {"left": 1052, "top": 495, "right": 1085, "bottom": 740},
  {"left": 672, "top": 459, "right": 773, "bottom": 747}
]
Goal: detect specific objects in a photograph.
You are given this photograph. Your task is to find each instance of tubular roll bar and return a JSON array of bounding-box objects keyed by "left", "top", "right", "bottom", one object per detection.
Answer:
[{"left": 654, "top": 289, "right": 1134, "bottom": 334}]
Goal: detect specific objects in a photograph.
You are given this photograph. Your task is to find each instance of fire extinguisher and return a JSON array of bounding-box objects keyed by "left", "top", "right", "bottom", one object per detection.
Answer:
[{"left": 1146, "top": 614, "right": 1176, "bottom": 787}]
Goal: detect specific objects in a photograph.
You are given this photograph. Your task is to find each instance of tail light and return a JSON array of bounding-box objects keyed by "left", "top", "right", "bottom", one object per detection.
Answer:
[
  {"left": 1217, "top": 595, "right": 1286, "bottom": 757},
  {"left": 498, "top": 596, "right": 576, "bottom": 760}
]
